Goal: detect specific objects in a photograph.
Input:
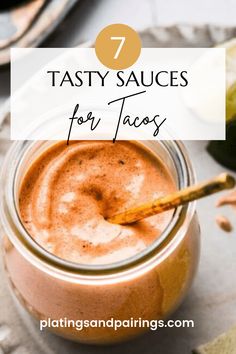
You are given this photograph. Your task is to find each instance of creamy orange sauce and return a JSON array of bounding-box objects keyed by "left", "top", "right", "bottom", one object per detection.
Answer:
[{"left": 19, "top": 141, "right": 176, "bottom": 265}]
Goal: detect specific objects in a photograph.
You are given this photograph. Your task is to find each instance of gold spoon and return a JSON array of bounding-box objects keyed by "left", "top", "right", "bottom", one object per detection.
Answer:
[{"left": 107, "top": 173, "right": 235, "bottom": 225}]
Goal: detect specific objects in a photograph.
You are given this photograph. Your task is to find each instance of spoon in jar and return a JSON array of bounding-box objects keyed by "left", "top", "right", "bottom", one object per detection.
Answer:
[{"left": 107, "top": 173, "right": 235, "bottom": 225}]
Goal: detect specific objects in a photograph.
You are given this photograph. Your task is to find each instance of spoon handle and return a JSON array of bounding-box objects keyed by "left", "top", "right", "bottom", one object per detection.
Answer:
[{"left": 108, "top": 173, "right": 235, "bottom": 225}]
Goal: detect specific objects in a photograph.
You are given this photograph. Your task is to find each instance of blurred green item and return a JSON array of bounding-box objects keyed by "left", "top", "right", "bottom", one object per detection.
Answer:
[
  {"left": 226, "top": 82, "right": 236, "bottom": 121},
  {"left": 207, "top": 39, "right": 236, "bottom": 171},
  {"left": 207, "top": 119, "right": 236, "bottom": 171},
  {"left": 193, "top": 325, "right": 236, "bottom": 354}
]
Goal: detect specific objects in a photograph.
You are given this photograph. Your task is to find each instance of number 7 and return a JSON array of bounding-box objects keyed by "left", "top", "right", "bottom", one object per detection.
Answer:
[{"left": 111, "top": 36, "right": 126, "bottom": 59}]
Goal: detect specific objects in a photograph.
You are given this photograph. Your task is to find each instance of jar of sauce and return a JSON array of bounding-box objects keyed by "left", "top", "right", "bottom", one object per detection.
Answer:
[{"left": 0, "top": 139, "right": 200, "bottom": 344}]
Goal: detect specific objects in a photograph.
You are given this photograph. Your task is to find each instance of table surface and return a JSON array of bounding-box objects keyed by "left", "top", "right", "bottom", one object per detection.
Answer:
[{"left": 0, "top": 1, "right": 236, "bottom": 353}]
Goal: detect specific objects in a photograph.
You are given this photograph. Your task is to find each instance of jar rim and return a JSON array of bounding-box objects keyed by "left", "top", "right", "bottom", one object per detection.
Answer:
[{"left": 0, "top": 139, "right": 196, "bottom": 278}]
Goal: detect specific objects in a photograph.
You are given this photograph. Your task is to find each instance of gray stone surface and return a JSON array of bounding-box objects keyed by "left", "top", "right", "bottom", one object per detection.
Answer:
[{"left": 0, "top": 19, "right": 236, "bottom": 354}]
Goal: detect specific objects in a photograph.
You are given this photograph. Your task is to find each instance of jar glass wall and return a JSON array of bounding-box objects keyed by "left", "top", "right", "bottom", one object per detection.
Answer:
[{"left": 0, "top": 139, "right": 200, "bottom": 344}]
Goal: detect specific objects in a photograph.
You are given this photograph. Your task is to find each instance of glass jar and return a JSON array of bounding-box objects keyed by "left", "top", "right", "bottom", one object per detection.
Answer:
[{"left": 0, "top": 139, "right": 200, "bottom": 344}]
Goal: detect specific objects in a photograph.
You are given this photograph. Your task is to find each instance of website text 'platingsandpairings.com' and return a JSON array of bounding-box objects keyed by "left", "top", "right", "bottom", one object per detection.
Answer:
[{"left": 40, "top": 318, "right": 195, "bottom": 332}]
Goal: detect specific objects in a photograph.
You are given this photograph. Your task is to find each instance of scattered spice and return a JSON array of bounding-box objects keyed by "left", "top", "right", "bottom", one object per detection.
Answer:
[
  {"left": 216, "top": 189, "right": 236, "bottom": 210},
  {"left": 215, "top": 189, "right": 236, "bottom": 233},
  {"left": 215, "top": 215, "right": 233, "bottom": 233}
]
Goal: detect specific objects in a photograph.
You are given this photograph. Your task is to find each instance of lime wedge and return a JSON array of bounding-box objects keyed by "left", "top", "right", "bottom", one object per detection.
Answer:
[{"left": 218, "top": 38, "right": 236, "bottom": 121}]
